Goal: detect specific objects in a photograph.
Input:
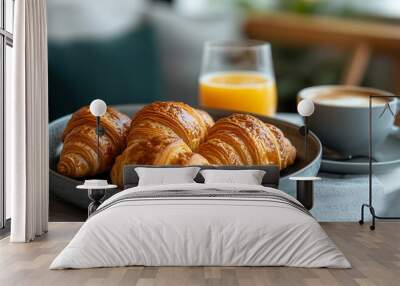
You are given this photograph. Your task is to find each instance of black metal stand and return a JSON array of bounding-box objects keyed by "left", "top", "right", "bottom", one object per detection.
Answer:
[
  {"left": 290, "top": 177, "right": 320, "bottom": 210},
  {"left": 359, "top": 95, "right": 400, "bottom": 230},
  {"left": 299, "top": 116, "right": 309, "bottom": 162},
  {"left": 295, "top": 116, "right": 316, "bottom": 211},
  {"left": 88, "top": 189, "right": 106, "bottom": 217},
  {"left": 296, "top": 180, "right": 314, "bottom": 210},
  {"left": 95, "top": 116, "right": 105, "bottom": 162}
]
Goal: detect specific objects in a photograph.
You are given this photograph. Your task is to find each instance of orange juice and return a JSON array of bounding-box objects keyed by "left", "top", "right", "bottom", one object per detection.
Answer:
[{"left": 199, "top": 71, "right": 277, "bottom": 116}]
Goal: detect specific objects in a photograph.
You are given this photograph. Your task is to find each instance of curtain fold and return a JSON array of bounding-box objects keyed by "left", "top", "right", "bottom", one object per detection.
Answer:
[{"left": 9, "top": 0, "right": 49, "bottom": 242}]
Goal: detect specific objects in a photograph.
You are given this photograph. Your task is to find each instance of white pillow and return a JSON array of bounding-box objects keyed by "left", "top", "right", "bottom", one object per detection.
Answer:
[
  {"left": 135, "top": 167, "right": 200, "bottom": 186},
  {"left": 200, "top": 169, "right": 266, "bottom": 185}
]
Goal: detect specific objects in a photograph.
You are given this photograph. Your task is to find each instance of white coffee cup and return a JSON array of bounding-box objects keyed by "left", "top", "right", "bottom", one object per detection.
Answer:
[{"left": 298, "top": 85, "right": 397, "bottom": 156}]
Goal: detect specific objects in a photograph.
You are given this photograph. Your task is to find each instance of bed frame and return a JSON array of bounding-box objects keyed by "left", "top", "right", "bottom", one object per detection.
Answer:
[{"left": 123, "top": 165, "right": 280, "bottom": 189}]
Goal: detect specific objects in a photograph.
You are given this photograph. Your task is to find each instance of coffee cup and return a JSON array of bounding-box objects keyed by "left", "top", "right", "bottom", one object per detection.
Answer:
[{"left": 298, "top": 85, "right": 397, "bottom": 157}]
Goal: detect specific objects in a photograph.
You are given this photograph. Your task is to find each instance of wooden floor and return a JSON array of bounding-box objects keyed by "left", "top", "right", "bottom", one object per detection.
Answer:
[{"left": 0, "top": 222, "right": 399, "bottom": 286}]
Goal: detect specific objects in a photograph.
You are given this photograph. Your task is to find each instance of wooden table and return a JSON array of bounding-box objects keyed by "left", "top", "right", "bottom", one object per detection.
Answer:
[{"left": 244, "top": 11, "right": 400, "bottom": 92}]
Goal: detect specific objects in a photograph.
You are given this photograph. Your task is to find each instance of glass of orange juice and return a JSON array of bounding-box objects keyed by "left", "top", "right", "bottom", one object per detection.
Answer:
[{"left": 199, "top": 40, "right": 277, "bottom": 116}]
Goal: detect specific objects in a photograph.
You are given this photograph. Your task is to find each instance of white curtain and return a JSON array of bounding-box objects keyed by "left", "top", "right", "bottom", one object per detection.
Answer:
[{"left": 8, "top": 0, "right": 49, "bottom": 242}]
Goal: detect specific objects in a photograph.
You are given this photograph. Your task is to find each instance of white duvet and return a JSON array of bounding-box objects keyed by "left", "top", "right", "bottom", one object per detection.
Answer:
[{"left": 50, "top": 183, "right": 350, "bottom": 269}]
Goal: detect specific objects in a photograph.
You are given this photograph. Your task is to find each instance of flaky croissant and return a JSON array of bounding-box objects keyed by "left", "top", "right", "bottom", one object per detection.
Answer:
[
  {"left": 110, "top": 102, "right": 213, "bottom": 186},
  {"left": 198, "top": 113, "right": 296, "bottom": 170},
  {"left": 57, "top": 106, "right": 131, "bottom": 178}
]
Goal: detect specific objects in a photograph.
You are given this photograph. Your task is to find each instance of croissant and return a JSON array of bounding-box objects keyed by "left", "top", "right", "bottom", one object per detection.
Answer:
[
  {"left": 198, "top": 113, "right": 296, "bottom": 170},
  {"left": 57, "top": 106, "right": 131, "bottom": 178},
  {"left": 111, "top": 102, "right": 213, "bottom": 186}
]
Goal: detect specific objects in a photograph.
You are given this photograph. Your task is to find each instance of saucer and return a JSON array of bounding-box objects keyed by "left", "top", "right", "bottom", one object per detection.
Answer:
[{"left": 321, "top": 128, "right": 400, "bottom": 174}]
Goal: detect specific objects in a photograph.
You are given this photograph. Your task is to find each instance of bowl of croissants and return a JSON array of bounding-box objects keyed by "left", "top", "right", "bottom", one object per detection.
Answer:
[{"left": 50, "top": 101, "right": 322, "bottom": 208}]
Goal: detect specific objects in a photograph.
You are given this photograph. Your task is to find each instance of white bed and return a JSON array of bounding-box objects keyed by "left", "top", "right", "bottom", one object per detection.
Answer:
[{"left": 50, "top": 183, "right": 350, "bottom": 269}]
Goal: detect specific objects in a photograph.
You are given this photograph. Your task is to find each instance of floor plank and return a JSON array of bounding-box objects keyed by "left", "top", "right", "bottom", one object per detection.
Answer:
[{"left": 0, "top": 222, "right": 399, "bottom": 286}]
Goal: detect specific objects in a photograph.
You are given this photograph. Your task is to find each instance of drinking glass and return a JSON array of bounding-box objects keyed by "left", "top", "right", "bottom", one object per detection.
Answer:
[{"left": 199, "top": 40, "right": 277, "bottom": 116}]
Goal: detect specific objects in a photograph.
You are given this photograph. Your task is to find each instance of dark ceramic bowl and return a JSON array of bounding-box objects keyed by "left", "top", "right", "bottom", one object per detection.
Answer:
[{"left": 49, "top": 105, "right": 322, "bottom": 208}]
